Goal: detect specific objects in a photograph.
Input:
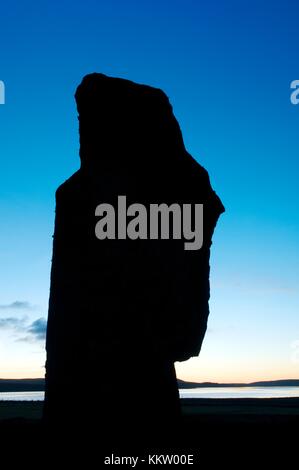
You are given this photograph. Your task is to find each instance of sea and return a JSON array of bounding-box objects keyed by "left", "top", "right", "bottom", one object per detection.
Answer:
[
  {"left": 180, "top": 386, "right": 299, "bottom": 399},
  {"left": 1, "top": 387, "right": 299, "bottom": 401}
]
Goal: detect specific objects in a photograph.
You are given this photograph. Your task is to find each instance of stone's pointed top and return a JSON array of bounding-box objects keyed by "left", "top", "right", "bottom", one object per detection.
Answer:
[
  {"left": 75, "top": 72, "right": 185, "bottom": 170},
  {"left": 75, "top": 72, "right": 168, "bottom": 113}
]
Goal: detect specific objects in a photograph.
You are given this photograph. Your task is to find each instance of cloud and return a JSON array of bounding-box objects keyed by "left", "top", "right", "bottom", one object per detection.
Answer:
[
  {"left": 0, "top": 301, "right": 33, "bottom": 310},
  {"left": 0, "top": 317, "right": 26, "bottom": 329},
  {"left": 0, "top": 315, "right": 47, "bottom": 342},
  {"left": 27, "top": 318, "right": 47, "bottom": 341}
]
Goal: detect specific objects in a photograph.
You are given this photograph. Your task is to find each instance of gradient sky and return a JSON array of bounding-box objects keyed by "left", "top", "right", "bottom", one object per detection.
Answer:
[{"left": 0, "top": 0, "right": 299, "bottom": 382}]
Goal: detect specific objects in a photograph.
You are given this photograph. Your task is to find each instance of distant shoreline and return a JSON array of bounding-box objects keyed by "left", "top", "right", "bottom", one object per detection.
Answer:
[
  {"left": 1, "top": 378, "right": 299, "bottom": 392},
  {"left": 178, "top": 379, "right": 299, "bottom": 388}
]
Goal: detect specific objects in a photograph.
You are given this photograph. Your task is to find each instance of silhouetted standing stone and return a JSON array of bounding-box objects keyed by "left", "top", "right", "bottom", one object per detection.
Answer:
[{"left": 44, "top": 73, "right": 224, "bottom": 453}]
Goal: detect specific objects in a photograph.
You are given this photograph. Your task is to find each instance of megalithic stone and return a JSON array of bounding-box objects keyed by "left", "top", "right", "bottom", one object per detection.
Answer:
[{"left": 43, "top": 73, "right": 224, "bottom": 451}]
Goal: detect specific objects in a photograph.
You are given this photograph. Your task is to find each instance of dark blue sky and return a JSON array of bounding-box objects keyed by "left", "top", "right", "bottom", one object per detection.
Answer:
[{"left": 0, "top": 0, "right": 298, "bottom": 380}]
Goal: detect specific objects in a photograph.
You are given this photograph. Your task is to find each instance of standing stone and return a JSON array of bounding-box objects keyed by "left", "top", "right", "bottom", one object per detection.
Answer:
[{"left": 44, "top": 73, "right": 224, "bottom": 453}]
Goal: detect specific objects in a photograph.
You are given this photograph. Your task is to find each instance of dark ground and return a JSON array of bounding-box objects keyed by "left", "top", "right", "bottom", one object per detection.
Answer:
[{"left": 0, "top": 398, "right": 298, "bottom": 467}]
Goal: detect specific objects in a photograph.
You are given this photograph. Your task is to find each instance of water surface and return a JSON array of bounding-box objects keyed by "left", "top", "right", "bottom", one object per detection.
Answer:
[
  {"left": 179, "top": 386, "right": 299, "bottom": 399},
  {"left": 1, "top": 386, "right": 299, "bottom": 401}
]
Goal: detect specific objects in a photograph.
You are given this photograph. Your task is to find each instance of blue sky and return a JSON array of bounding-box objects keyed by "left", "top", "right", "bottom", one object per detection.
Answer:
[{"left": 0, "top": 0, "right": 299, "bottom": 381}]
